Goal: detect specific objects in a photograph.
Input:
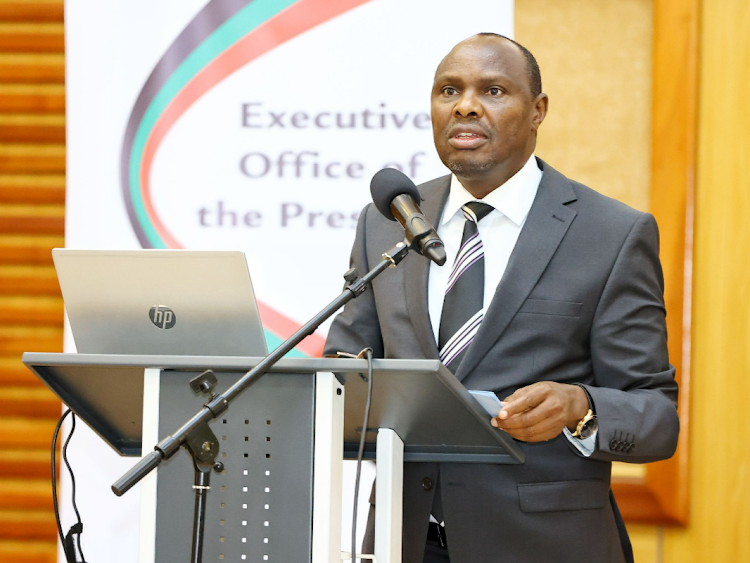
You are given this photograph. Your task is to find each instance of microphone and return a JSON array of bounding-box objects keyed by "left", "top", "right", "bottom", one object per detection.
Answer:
[{"left": 370, "top": 168, "right": 446, "bottom": 266}]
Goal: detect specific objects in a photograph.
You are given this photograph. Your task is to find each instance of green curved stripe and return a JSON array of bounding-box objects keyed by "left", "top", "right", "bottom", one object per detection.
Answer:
[
  {"left": 264, "top": 330, "right": 307, "bottom": 358},
  {"left": 128, "top": 0, "right": 299, "bottom": 248}
]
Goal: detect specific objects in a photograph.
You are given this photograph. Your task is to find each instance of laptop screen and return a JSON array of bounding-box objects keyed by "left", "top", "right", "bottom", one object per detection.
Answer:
[{"left": 53, "top": 249, "right": 269, "bottom": 357}]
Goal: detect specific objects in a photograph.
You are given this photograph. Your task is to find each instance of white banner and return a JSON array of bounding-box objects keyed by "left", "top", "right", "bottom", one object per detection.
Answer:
[{"left": 62, "top": 0, "right": 513, "bottom": 560}]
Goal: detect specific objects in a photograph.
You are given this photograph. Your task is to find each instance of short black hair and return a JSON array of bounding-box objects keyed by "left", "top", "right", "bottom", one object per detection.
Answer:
[{"left": 476, "top": 32, "right": 542, "bottom": 98}]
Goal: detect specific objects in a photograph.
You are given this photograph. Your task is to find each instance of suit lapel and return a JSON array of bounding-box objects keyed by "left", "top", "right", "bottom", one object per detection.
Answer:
[
  {"left": 404, "top": 175, "right": 451, "bottom": 359},
  {"left": 454, "top": 161, "right": 578, "bottom": 381}
]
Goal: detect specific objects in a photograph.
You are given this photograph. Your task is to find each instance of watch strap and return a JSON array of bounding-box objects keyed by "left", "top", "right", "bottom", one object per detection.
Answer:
[
  {"left": 571, "top": 384, "right": 597, "bottom": 439},
  {"left": 571, "top": 383, "right": 595, "bottom": 414}
]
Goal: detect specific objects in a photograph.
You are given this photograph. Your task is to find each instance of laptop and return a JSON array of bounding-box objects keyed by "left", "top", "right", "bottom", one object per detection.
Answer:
[{"left": 52, "top": 249, "right": 269, "bottom": 357}]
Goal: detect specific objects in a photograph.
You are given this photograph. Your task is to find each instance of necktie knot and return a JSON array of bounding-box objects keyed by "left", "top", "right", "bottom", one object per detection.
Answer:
[{"left": 462, "top": 201, "right": 494, "bottom": 223}]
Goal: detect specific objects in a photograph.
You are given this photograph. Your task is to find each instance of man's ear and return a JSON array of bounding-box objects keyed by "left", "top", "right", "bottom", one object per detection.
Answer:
[{"left": 531, "top": 93, "right": 549, "bottom": 131}]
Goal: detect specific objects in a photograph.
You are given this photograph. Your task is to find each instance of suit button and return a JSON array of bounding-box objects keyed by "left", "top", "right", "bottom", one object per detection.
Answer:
[
  {"left": 422, "top": 478, "right": 433, "bottom": 491},
  {"left": 626, "top": 444, "right": 635, "bottom": 453},
  {"left": 610, "top": 439, "right": 618, "bottom": 450}
]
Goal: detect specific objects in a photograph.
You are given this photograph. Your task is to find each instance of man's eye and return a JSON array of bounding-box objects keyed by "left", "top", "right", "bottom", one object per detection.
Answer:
[
  {"left": 488, "top": 87, "right": 502, "bottom": 96},
  {"left": 443, "top": 87, "right": 457, "bottom": 96}
]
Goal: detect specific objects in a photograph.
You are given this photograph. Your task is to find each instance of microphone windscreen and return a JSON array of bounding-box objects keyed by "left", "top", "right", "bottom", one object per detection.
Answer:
[{"left": 370, "top": 168, "right": 421, "bottom": 221}]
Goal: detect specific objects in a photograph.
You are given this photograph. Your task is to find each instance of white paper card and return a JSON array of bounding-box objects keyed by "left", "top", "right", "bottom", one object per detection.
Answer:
[{"left": 468, "top": 390, "right": 504, "bottom": 417}]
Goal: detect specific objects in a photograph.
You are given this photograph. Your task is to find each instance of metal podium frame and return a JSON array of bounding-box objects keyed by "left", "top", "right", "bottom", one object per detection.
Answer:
[{"left": 23, "top": 353, "right": 524, "bottom": 563}]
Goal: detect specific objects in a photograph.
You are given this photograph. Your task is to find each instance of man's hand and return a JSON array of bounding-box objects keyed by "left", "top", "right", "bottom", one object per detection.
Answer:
[{"left": 490, "top": 382, "right": 589, "bottom": 442}]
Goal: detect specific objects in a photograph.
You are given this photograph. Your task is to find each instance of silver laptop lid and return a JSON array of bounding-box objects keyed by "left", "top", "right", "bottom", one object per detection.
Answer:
[{"left": 52, "top": 249, "right": 269, "bottom": 357}]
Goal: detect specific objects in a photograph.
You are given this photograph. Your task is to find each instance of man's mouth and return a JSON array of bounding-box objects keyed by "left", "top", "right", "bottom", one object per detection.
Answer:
[{"left": 449, "top": 131, "right": 488, "bottom": 149}]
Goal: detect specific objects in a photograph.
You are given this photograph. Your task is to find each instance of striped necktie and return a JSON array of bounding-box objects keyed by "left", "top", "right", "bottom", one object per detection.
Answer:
[{"left": 438, "top": 201, "right": 494, "bottom": 374}]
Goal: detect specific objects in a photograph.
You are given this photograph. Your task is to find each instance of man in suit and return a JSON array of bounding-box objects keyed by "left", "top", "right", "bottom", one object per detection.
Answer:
[{"left": 324, "top": 33, "right": 679, "bottom": 563}]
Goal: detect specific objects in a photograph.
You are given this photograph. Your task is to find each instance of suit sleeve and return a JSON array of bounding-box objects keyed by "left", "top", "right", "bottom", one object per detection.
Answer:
[
  {"left": 323, "top": 203, "right": 385, "bottom": 359},
  {"left": 581, "top": 212, "right": 679, "bottom": 463}
]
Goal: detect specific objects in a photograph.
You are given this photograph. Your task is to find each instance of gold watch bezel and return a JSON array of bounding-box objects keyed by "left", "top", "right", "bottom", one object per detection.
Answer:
[{"left": 572, "top": 409, "right": 594, "bottom": 438}]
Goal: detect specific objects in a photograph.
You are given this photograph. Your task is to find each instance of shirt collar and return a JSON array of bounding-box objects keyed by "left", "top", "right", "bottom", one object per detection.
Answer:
[{"left": 442, "top": 154, "right": 542, "bottom": 227}]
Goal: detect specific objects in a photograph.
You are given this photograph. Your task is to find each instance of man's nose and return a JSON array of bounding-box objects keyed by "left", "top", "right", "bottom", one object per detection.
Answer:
[{"left": 454, "top": 91, "right": 483, "bottom": 118}]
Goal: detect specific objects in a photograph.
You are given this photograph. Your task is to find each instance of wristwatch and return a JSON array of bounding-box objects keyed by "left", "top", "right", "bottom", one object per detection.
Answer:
[
  {"left": 572, "top": 409, "right": 597, "bottom": 439},
  {"left": 571, "top": 384, "right": 598, "bottom": 439}
]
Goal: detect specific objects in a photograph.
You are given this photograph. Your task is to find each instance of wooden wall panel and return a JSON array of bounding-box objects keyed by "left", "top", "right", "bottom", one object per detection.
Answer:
[
  {"left": 516, "top": 0, "right": 653, "bottom": 212},
  {"left": 0, "top": 115, "right": 66, "bottom": 143},
  {"left": 0, "top": 235, "right": 63, "bottom": 264},
  {"left": 606, "top": 0, "right": 698, "bottom": 528},
  {"left": 0, "top": 23, "right": 64, "bottom": 52},
  {"left": 0, "top": 2, "right": 64, "bottom": 22},
  {"left": 517, "top": 0, "right": 698, "bottom": 530},
  {"left": 0, "top": 357, "right": 46, "bottom": 386},
  {"left": 662, "top": 0, "right": 750, "bottom": 560},
  {"left": 0, "top": 145, "right": 66, "bottom": 173},
  {"left": 0, "top": 54, "right": 65, "bottom": 83},
  {"left": 0, "top": 85, "right": 65, "bottom": 113},
  {"left": 0, "top": 1, "right": 65, "bottom": 562}
]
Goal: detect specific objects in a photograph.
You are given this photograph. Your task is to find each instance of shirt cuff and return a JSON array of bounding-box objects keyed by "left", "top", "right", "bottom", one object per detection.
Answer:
[{"left": 563, "top": 427, "right": 597, "bottom": 457}]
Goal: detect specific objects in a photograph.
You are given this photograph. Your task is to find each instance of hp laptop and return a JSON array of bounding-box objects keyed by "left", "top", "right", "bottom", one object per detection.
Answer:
[{"left": 52, "top": 249, "right": 269, "bottom": 357}]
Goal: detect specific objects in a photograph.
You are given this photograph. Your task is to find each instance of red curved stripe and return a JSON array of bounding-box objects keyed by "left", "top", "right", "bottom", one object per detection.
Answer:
[
  {"left": 257, "top": 301, "right": 327, "bottom": 357},
  {"left": 139, "top": 0, "right": 372, "bottom": 246},
  {"left": 138, "top": 0, "right": 370, "bottom": 355}
]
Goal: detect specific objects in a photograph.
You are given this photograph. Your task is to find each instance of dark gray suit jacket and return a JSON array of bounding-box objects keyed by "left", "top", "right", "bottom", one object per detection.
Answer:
[{"left": 324, "top": 160, "right": 679, "bottom": 563}]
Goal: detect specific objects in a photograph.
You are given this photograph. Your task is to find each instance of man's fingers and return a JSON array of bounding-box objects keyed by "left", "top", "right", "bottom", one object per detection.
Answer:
[
  {"left": 498, "top": 384, "right": 548, "bottom": 420},
  {"left": 498, "top": 393, "right": 566, "bottom": 428},
  {"left": 491, "top": 382, "right": 574, "bottom": 442},
  {"left": 492, "top": 417, "right": 564, "bottom": 442},
  {"left": 495, "top": 405, "right": 549, "bottom": 430},
  {"left": 492, "top": 409, "right": 555, "bottom": 431}
]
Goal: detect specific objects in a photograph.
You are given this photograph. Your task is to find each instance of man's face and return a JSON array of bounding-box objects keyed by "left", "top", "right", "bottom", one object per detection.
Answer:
[{"left": 431, "top": 37, "right": 544, "bottom": 187}]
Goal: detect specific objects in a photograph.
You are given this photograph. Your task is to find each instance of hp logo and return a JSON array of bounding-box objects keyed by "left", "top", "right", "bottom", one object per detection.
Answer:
[{"left": 149, "top": 305, "right": 176, "bottom": 329}]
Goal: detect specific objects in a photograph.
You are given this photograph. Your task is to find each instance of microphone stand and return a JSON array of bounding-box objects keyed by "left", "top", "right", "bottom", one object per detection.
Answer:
[{"left": 112, "top": 240, "right": 411, "bottom": 563}]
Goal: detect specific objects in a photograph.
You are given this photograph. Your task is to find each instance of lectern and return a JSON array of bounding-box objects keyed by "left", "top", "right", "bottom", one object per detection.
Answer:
[{"left": 23, "top": 353, "right": 523, "bottom": 563}]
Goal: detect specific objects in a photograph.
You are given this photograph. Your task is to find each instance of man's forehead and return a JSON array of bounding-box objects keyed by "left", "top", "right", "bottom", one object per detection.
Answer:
[{"left": 435, "top": 36, "right": 525, "bottom": 78}]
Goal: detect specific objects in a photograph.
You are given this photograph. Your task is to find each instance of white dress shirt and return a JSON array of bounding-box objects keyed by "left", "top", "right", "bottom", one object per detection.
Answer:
[{"left": 427, "top": 154, "right": 595, "bottom": 456}]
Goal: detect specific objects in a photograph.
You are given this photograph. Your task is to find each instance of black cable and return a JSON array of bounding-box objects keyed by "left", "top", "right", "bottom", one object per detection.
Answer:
[
  {"left": 62, "top": 411, "right": 86, "bottom": 562},
  {"left": 51, "top": 408, "right": 87, "bottom": 563},
  {"left": 62, "top": 413, "right": 81, "bottom": 522},
  {"left": 52, "top": 408, "right": 72, "bottom": 549},
  {"left": 352, "top": 348, "right": 374, "bottom": 563}
]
